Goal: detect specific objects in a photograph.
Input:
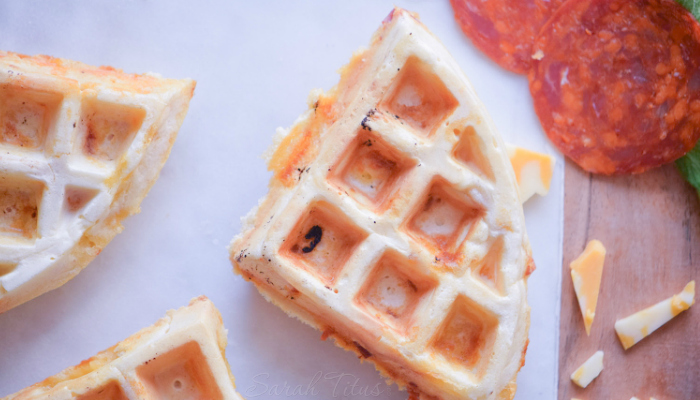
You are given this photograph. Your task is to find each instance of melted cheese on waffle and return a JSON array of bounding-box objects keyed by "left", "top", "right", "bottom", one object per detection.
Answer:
[
  {"left": 0, "top": 52, "right": 194, "bottom": 312},
  {"left": 230, "top": 8, "right": 532, "bottom": 400}
]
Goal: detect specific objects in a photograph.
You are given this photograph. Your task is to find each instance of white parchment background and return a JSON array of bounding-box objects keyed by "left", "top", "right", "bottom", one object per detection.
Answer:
[{"left": 0, "top": 1, "right": 564, "bottom": 399}]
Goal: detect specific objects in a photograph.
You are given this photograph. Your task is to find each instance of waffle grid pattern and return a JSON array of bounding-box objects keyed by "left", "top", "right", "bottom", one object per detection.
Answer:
[
  {"left": 0, "top": 69, "right": 152, "bottom": 289},
  {"left": 272, "top": 59, "right": 505, "bottom": 377},
  {"left": 0, "top": 54, "right": 194, "bottom": 311},
  {"left": 232, "top": 12, "right": 530, "bottom": 399},
  {"left": 7, "top": 298, "right": 242, "bottom": 400}
]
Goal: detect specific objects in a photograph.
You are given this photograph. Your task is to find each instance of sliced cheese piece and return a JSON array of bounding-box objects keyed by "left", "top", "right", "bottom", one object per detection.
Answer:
[
  {"left": 570, "top": 350, "right": 604, "bottom": 388},
  {"left": 506, "top": 143, "right": 555, "bottom": 203},
  {"left": 570, "top": 240, "right": 606, "bottom": 335},
  {"left": 615, "top": 280, "right": 695, "bottom": 350}
]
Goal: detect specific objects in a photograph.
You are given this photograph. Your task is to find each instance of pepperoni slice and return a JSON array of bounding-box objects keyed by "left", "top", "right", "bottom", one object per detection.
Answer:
[
  {"left": 450, "top": 0, "right": 566, "bottom": 74},
  {"left": 529, "top": 0, "right": 700, "bottom": 174}
]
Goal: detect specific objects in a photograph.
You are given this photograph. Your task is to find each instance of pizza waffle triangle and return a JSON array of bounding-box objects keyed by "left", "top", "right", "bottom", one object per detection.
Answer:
[
  {"left": 0, "top": 52, "right": 195, "bottom": 313},
  {"left": 230, "top": 8, "right": 534, "bottom": 400},
  {"left": 5, "top": 296, "right": 243, "bottom": 400}
]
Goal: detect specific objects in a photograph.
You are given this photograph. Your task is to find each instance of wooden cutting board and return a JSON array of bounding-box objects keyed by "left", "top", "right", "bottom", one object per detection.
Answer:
[{"left": 559, "top": 161, "right": 700, "bottom": 400}]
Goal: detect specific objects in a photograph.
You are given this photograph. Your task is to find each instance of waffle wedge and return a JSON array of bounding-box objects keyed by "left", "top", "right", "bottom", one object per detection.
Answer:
[
  {"left": 0, "top": 52, "right": 195, "bottom": 312},
  {"left": 229, "top": 8, "right": 533, "bottom": 400},
  {"left": 4, "top": 296, "right": 243, "bottom": 400}
]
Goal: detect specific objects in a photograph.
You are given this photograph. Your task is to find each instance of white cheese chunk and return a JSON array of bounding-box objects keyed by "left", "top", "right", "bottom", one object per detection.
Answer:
[
  {"left": 614, "top": 281, "right": 695, "bottom": 350},
  {"left": 570, "top": 350, "right": 604, "bottom": 388}
]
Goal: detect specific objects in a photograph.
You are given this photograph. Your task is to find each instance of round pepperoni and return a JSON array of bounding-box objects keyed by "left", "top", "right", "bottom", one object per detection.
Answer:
[
  {"left": 529, "top": 0, "right": 700, "bottom": 174},
  {"left": 450, "top": 0, "right": 566, "bottom": 74}
]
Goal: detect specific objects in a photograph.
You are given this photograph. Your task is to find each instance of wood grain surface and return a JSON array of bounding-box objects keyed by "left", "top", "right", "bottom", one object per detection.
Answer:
[{"left": 559, "top": 160, "right": 700, "bottom": 400}]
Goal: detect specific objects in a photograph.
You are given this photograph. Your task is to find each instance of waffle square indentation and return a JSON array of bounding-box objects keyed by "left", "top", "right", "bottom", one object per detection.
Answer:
[
  {"left": 0, "top": 85, "right": 62, "bottom": 151},
  {"left": 405, "top": 178, "right": 484, "bottom": 256},
  {"left": 75, "top": 380, "right": 129, "bottom": 400},
  {"left": 0, "top": 175, "right": 44, "bottom": 243},
  {"left": 330, "top": 130, "right": 415, "bottom": 212},
  {"left": 78, "top": 99, "right": 145, "bottom": 162},
  {"left": 135, "top": 341, "right": 223, "bottom": 400},
  {"left": 64, "top": 185, "right": 99, "bottom": 214},
  {"left": 379, "top": 56, "right": 458, "bottom": 138},
  {"left": 473, "top": 238, "right": 505, "bottom": 296},
  {"left": 431, "top": 296, "right": 498, "bottom": 373},
  {"left": 355, "top": 250, "right": 436, "bottom": 333},
  {"left": 281, "top": 201, "right": 368, "bottom": 286},
  {"left": 452, "top": 125, "right": 494, "bottom": 181}
]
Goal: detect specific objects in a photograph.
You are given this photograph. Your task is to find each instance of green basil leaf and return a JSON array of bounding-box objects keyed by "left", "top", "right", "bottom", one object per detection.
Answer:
[
  {"left": 677, "top": 145, "right": 700, "bottom": 195},
  {"left": 677, "top": 0, "right": 700, "bottom": 20},
  {"left": 675, "top": 0, "right": 700, "bottom": 194}
]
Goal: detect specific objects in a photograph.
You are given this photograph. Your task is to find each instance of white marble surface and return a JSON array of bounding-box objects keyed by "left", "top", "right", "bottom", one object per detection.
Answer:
[{"left": 0, "top": 1, "right": 563, "bottom": 399}]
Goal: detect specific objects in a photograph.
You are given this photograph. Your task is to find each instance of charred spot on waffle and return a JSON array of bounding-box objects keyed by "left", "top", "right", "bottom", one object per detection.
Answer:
[
  {"left": 281, "top": 201, "right": 367, "bottom": 285},
  {"left": 361, "top": 109, "right": 377, "bottom": 131},
  {"left": 302, "top": 225, "right": 322, "bottom": 253},
  {"left": 361, "top": 116, "right": 372, "bottom": 131},
  {"left": 235, "top": 248, "right": 248, "bottom": 263},
  {"left": 406, "top": 279, "right": 418, "bottom": 291},
  {"left": 287, "top": 287, "right": 301, "bottom": 300},
  {"left": 407, "top": 383, "right": 420, "bottom": 400},
  {"left": 297, "top": 166, "right": 310, "bottom": 181},
  {"left": 354, "top": 341, "right": 372, "bottom": 358}
]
